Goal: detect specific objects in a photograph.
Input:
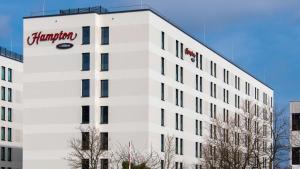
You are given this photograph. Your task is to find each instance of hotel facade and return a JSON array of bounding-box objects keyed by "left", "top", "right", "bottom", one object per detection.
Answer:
[
  {"left": 290, "top": 101, "right": 300, "bottom": 169},
  {"left": 23, "top": 7, "right": 274, "bottom": 169},
  {"left": 0, "top": 47, "right": 23, "bottom": 169}
]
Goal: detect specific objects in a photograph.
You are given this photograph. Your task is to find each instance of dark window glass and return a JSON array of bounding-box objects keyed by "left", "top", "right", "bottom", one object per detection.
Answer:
[
  {"left": 100, "top": 106, "right": 108, "bottom": 124},
  {"left": 8, "top": 68, "right": 12, "bottom": 82},
  {"left": 101, "top": 53, "right": 109, "bottom": 71},
  {"left": 180, "top": 139, "right": 183, "bottom": 155},
  {"left": 82, "top": 79, "right": 90, "bottom": 97},
  {"left": 8, "top": 128, "right": 11, "bottom": 142},
  {"left": 8, "top": 88, "right": 12, "bottom": 102},
  {"left": 8, "top": 108, "right": 12, "bottom": 122},
  {"left": 292, "top": 147, "right": 300, "bottom": 165},
  {"left": 161, "top": 160, "right": 164, "bottom": 169},
  {"left": 292, "top": 113, "right": 300, "bottom": 131},
  {"left": 82, "top": 106, "right": 89, "bottom": 124},
  {"left": 1, "top": 147, "right": 5, "bottom": 161},
  {"left": 161, "top": 83, "right": 165, "bottom": 101},
  {"left": 100, "top": 132, "right": 108, "bottom": 150},
  {"left": 82, "top": 159, "right": 89, "bottom": 169},
  {"left": 82, "top": 26, "right": 90, "bottom": 45},
  {"left": 82, "top": 132, "right": 89, "bottom": 150},
  {"left": 1, "top": 107, "right": 4, "bottom": 121},
  {"left": 101, "top": 27, "right": 109, "bottom": 45},
  {"left": 101, "top": 80, "right": 109, "bottom": 97},
  {"left": 1, "top": 87, "right": 5, "bottom": 100},
  {"left": 180, "top": 115, "right": 183, "bottom": 131},
  {"left": 101, "top": 159, "right": 109, "bottom": 169},
  {"left": 161, "top": 31, "right": 165, "bottom": 50},
  {"left": 1, "top": 127, "right": 5, "bottom": 141},
  {"left": 82, "top": 53, "right": 90, "bottom": 71},
  {"left": 161, "top": 134, "right": 164, "bottom": 152},
  {"left": 161, "top": 57, "right": 165, "bottom": 75},
  {"left": 180, "top": 43, "right": 183, "bottom": 59},
  {"left": 176, "top": 40, "right": 179, "bottom": 57},
  {"left": 175, "top": 113, "right": 178, "bottom": 130},
  {"left": 161, "top": 109, "right": 164, "bottom": 127},
  {"left": 1, "top": 66, "right": 5, "bottom": 81},
  {"left": 7, "top": 148, "right": 11, "bottom": 161}
]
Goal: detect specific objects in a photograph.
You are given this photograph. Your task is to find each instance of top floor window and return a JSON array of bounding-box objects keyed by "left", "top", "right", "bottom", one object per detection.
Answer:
[
  {"left": 161, "top": 31, "right": 165, "bottom": 50},
  {"left": 1, "top": 66, "right": 5, "bottom": 81},
  {"left": 8, "top": 68, "right": 12, "bottom": 82},
  {"left": 82, "top": 26, "right": 90, "bottom": 45},
  {"left": 101, "top": 27, "right": 109, "bottom": 45}
]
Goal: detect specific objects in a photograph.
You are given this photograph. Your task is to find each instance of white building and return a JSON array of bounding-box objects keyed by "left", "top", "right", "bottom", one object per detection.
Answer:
[
  {"left": 290, "top": 101, "right": 300, "bottom": 169},
  {"left": 0, "top": 47, "right": 23, "bottom": 169},
  {"left": 23, "top": 6, "right": 274, "bottom": 169}
]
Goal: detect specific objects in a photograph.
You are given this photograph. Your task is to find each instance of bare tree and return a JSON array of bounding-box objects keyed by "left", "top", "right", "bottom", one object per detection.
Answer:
[
  {"left": 65, "top": 126, "right": 107, "bottom": 169},
  {"left": 110, "top": 142, "right": 161, "bottom": 169},
  {"left": 201, "top": 101, "right": 278, "bottom": 169},
  {"left": 162, "top": 135, "right": 176, "bottom": 169}
]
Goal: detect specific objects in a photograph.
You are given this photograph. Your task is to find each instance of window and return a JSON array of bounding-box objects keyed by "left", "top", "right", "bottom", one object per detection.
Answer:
[
  {"left": 8, "top": 88, "right": 12, "bottom": 102},
  {"left": 82, "top": 79, "right": 90, "bottom": 97},
  {"left": 210, "top": 82, "right": 216, "bottom": 98},
  {"left": 101, "top": 53, "right": 109, "bottom": 71},
  {"left": 82, "top": 132, "right": 89, "bottom": 150},
  {"left": 8, "top": 108, "right": 12, "bottom": 122},
  {"left": 1, "top": 147, "right": 5, "bottom": 161},
  {"left": 199, "top": 121, "right": 202, "bottom": 136},
  {"left": 161, "top": 160, "right": 164, "bottom": 169},
  {"left": 292, "top": 147, "right": 300, "bottom": 165},
  {"left": 180, "top": 43, "right": 183, "bottom": 59},
  {"left": 161, "top": 134, "right": 164, "bottom": 152},
  {"left": 101, "top": 27, "right": 109, "bottom": 45},
  {"left": 175, "top": 138, "right": 179, "bottom": 154},
  {"left": 180, "top": 115, "right": 183, "bottom": 131},
  {"left": 1, "top": 87, "right": 5, "bottom": 100},
  {"left": 101, "top": 80, "right": 109, "bottom": 97},
  {"left": 223, "top": 69, "right": 229, "bottom": 84},
  {"left": 100, "top": 106, "right": 108, "bottom": 124},
  {"left": 196, "top": 97, "right": 203, "bottom": 114},
  {"left": 180, "top": 91, "right": 183, "bottom": 107},
  {"left": 176, "top": 65, "right": 179, "bottom": 82},
  {"left": 292, "top": 113, "right": 300, "bottom": 131},
  {"left": 82, "top": 53, "right": 90, "bottom": 71},
  {"left": 180, "top": 67, "right": 183, "bottom": 83},
  {"left": 161, "top": 31, "right": 165, "bottom": 50},
  {"left": 101, "top": 159, "right": 108, "bottom": 169},
  {"left": 176, "top": 40, "right": 179, "bottom": 57},
  {"left": 1, "top": 127, "right": 5, "bottom": 141},
  {"left": 161, "top": 83, "right": 165, "bottom": 101},
  {"left": 161, "top": 109, "right": 165, "bottom": 127},
  {"left": 210, "top": 61, "right": 217, "bottom": 77},
  {"left": 82, "top": 106, "right": 89, "bottom": 124},
  {"left": 200, "top": 55, "right": 203, "bottom": 70},
  {"left": 1, "top": 107, "right": 4, "bottom": 121},
  {"left": 175, "top": 89, "right": 179, "bottom": 106},
  {"left": 8, "top": 68, "right": 12, "bottom": 82},
  {"left": 175, "top": 113, "right": 179, "bottom": 130},
  {"left": 7, "top": 148, "right": 11, "bottom": 161},
  {"left": 210, "top": 103, "right": 216, "bottom": 119},
  {"left": 161, "top": 57, "right": 165, "bottom": 75},
  {"left": 196, "top": 53, "right": 199, "bottom": 68},
  {"left": 82, "top": 26, "right": 90, "bottom": 45},
  {"left": 180, "top": 138, "right": 183, "bottom": 155},
  {"left": 8, "top": 128, "right": 11, "bottom": 142},
  {"left": 82, "top": 159, "right": 89, "bottom": 169},
  {"left": 1, "top": 66, "right": 5, "bottom": 81},
  {"left": 100, "top": 132, "right": 108, "bottom": 150}
]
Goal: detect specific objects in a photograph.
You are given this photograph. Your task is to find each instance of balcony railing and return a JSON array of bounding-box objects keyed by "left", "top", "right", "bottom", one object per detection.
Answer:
[{"left": 0, "top": 47, "right": 23, "bottom": 62}]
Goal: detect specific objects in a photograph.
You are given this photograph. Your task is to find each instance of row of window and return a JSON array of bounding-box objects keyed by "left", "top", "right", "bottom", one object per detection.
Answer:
[
  {"left": 1, "top": 67, "right": 12, "bottom": 82},
  {"left": 0, "top": 147, "right": 12, "bottom": 162},
  {"left": 82, "top": 158, "right": 108, "bottom": 169},
  {"left": 82, "top": 132, "right": 108, "bottom": 151},
  {"left": 82, "top": 79, "right": 108, "bottom": 98},
  {"left": 82, "top": 26, "right": 109, "bottom": 45},
  {"left": 81, "top": 106, "right": 108, "bottom": 124},
  {"left": 1, "top": 127, "right": 12, "bottom": 142},
  {"left": 1, "top": 107, "right": 12, "bottom": 122},
  {"left": 1, "top": 87, "right": 12, "bottom": 102},
  {"left": 82, "top": 53, "right": 109, "bottom": 71}
]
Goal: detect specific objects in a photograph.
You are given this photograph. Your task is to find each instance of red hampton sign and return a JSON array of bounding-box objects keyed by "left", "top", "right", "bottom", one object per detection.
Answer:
[
  {"left": 27, "top": 31, "right": 77, "bottom": 45},
  {"left": 185, "top": 48, "right": 197, "bottom": 62}
]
